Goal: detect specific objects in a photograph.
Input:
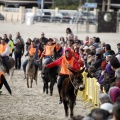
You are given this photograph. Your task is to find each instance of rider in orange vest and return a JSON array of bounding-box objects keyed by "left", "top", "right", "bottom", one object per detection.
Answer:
[
  {"left": 23, "top": 40, "right": 39, "bottom": 78},
  {"left": 45, "top": 48, "right": 83, "bottom": 104},
  {"left": 0, "top": 71, "right": 12, "bottom": 95},
  {"left": 0, "top": 39, "right": 10, "bottom": 74},
  {"left": 37, "top": 38, "right": 56, "bottom": 75}
]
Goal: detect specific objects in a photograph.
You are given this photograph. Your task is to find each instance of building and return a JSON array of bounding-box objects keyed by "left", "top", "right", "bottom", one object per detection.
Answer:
[{"left": 0, "top": 0, "right": 53, "bottom": 9}]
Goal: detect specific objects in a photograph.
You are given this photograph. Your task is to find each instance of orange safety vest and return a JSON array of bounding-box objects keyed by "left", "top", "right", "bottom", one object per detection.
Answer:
[
  {"left": 0, "top": 71, "right": 4, "bottom": 84},
  {"left": 0, "top": 44, "right": 7, "bottom": 54},
  {"left": 60, "top": 56, "right": 74, "bottom": 75},
  {"left": 45, "top": 44, "right": 55, "bottom": 56},
  {"left": 29, "top": 45, "right": 36, "bottom": 56}
]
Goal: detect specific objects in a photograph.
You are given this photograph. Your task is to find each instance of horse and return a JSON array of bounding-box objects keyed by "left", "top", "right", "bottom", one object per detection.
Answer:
[
  {"left": 26, "top": 55, "right": 36, "bottom": 88},
  {"left": 60, "top": 68, "right": 85, "bottom": 118},
  {"left": 0, "top": 56, "right": 15, "bottom": 81},
  {"left": 42, "top": 46, "right": 62, "bottom": 96}
]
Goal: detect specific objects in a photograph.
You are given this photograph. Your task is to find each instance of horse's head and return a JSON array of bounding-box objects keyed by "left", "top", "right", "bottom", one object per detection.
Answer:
[{"left": 69, "top": 68, "right": 85, "bottom": 91}]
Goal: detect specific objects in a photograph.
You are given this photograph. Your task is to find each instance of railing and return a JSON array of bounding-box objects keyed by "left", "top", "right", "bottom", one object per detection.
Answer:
[
  {"left": 78, "top": 72, "right": 100, "bottom": 109},
  {"left": 4, "top": 7, "right": 19, "bottom": 12}
]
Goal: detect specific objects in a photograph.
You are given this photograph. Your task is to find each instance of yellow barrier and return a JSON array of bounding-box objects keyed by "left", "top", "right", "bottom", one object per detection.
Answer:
[{"left": 78, "top": 72, "right": 100, "bottom": 108}]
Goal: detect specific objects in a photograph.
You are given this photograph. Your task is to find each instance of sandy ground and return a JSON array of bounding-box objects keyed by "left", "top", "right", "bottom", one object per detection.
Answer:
[
  {"left": 0, "top": 21, "right": 120, "bottom": 120},
  {"left": 0, "top": 70, "right": 89, "bottom": 120}
]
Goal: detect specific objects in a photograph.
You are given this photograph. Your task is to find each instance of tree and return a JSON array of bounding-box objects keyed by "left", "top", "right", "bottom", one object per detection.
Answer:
[{"left": 54, "top": 0, "right": 80, "bottom": 9}]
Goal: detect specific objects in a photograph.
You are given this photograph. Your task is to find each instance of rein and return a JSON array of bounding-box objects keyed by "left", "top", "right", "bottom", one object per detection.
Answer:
[{"left": 68, "top": 73, "right": 79, "bottom": 90}]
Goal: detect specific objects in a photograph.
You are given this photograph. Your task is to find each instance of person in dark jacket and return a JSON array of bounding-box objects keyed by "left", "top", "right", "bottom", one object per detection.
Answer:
[
  {"left": 0, "top": 72, "right": 12, "bottom": 95},
  {"left": 40, "top": 32, "right": 48, "bottom": 46},
  {"left": 14, "top": 39, "right": 24, "bottom": 69},
  {"left": 3, "top": 34, "right": 9, "bottom": 43}
]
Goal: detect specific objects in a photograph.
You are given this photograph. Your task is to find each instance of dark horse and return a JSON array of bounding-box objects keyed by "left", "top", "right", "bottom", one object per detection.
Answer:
[
  {"left": 60, "top": 68, "right": 85, "bottom": 118},
  {"left": 0, "top": 56, "right": 15, "bottom": 81},
  {"left": 42, "top": 46, "right": 62, "bottom": 96}
]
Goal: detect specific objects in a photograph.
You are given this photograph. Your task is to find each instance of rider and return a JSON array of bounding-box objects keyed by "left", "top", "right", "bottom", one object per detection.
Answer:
[
  {"left": 37, "top": 38, "right": 56, "bottom": 75},
  {"left": 0, "top": 71, "right": 12, "bottom": 95},
  {"left": 23, "top": 40, "right": 39, "bottom": 78},
  {"left": 0, "top": 39, "right": 10, "bottom": 74},
  {"left": 45, "top": 48, "right": 83, "bottom": 104}
]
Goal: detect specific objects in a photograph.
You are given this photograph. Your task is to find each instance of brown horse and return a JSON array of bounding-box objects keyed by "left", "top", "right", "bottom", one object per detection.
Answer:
[
  {"left": 60, "top": 68, "right": 85, "bottom": 118},
  {"left": 0, "top": 56, "right": 15, "bottom": 81},
  {"left": 26, "top": 55, "right": 36, "bottom": 88}
]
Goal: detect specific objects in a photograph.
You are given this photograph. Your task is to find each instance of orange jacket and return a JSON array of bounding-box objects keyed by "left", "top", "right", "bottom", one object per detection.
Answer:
[
  {"left": 0, "top": 71, "right": 5, "bottom": 84},
  {"left": 29, "top": 45, "right": 36, "bottom": 56},
  {"left": 60, "top": 56, "right": 74, "bottom": 74},
  {"left": 0, "top": 44, "right": 7, "bottom": 54},
  {"left": 46, "top": 48, "right": 80, "bottom": 75},
  {"left": 42, "top": 44, "right": 55, "bottom": 57}
]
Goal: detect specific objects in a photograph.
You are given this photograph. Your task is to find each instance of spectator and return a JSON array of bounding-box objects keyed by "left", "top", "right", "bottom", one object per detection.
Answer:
[
  {"left": 8, "top": 34, "right": 14, "bottom": 57},
  {"left": 108, "top": 86, "right": 120, "bottom": 103},
  {"left": 14, "top": 39, "right": 24, "bottom": 69},
  {"left": 40, "top": 32, "right": 48, "bottom": 45},
  {"left": 60, "top": 37, "right": 65, "bottom": 43},
  {"left": 89, "top": 108, "right": 110, "bottom": 120},
  {"left": 103, "top": 44, "right": 115, "bottom": 57},
  {"left": 14, "top": 32, "right": 24, "bottom": 45},
  {"left": 99, "top": 93, "right": 112, "bottom": 104},
  {"left": 110, "top": 56, "right": 120, "bottom": 71},
  {"left": 3, "top": 34, "right": 9, "bottom": 43},
  {"left": 112, "top": 103, "right": 120, "bottom": 120},
  {"left": 100, "top": 102, "right": 113, "bottom": 114},
  {"left": 66, "top": 27, "right": 74, "bottom": 40},
  {"left": 117, "top": 43, "right": 120, "bottom": 54}
]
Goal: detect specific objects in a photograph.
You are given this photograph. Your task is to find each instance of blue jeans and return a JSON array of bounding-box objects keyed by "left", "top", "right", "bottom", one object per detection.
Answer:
[
  {"left": 42, "top": 57, "right": 51, "bottom": 66},
  {"left": 42, "top": 57, "right": 51, "bottom": 74},
  {"left": 22, "top": 59, "right": 39, "bottom": 73}
]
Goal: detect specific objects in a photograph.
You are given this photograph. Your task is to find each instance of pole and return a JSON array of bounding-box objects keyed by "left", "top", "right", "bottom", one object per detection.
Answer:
[
  {"left": 86, "top": 0, "right": 89, "bottom": 33},
  {"left": 107, "top": 0, "right": 111, "bottom": 11},
  {"left": 41, "top": 0, "right": 44, "bottom": 14},
  {"left": 102, "top": 0, "right": 106, "bottom": 11}
]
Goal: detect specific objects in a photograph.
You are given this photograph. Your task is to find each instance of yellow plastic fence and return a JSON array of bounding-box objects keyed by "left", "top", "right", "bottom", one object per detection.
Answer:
[{"left": 78, "top": 72, "right": 100, "bottom": 108}]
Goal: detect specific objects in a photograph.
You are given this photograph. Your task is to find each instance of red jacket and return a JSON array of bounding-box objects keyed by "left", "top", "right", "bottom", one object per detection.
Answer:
[
  {"left": 74, "top": 52, "right": 84, "bottom": 67},
  {"left": 46, "top": 48, "right": 80, "bottom": 75}
]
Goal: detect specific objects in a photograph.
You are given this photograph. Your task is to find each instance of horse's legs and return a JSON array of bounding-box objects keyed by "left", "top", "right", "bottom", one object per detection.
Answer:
[
  {"left": 30, "top": 77, "right": 33, "bottom": 88},
  {"left": 42, "top": 77, "right": 46, "bottom": 93},
  {"left": 69, "top": 99, "right": 75, "bottom": 118},
  {"left": 43, "top": 77, "right": 48, "bottom": 94},
  {"left": 8, "top": 67, "right": 14, "bottom": 83},
  {"left": 43, "top": 83, "right": 45, "bottom": 93},
  {"left": 27, "top": 77, "right": 29, "bottom": 88},
  {"left": 46, "top": 80, "right": 48, "bottom": 94},
  {"left": 63, "top": 100, "right": 69, "bottom": 117},
  {"left": 35, "top": 70, "right": 37, "bottom": 85},
  {"left": 50, "top": 78, "right": 55, "bottom": 96}
]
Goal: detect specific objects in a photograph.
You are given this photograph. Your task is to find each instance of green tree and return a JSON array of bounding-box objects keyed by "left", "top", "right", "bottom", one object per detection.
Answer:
[{"left": 54, "top": 0, "right": 80, "bottom": 9}]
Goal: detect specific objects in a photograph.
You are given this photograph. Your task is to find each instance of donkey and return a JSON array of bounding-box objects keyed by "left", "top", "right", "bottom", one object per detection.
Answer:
[
  {"left": 26, "top": 55, "right": 36, "bottom": 88},
  {"left": 42, "top": 57, "right": 58, "bottom": 96},
  {"left": 0, "top": 56, "right": 15, "bottom": 81},
  {"left": 42, "top": 46, "right": 62, "bottom": 96},
  {"left": 60, "top": 68, "right": 85, "bottom": 118}
]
